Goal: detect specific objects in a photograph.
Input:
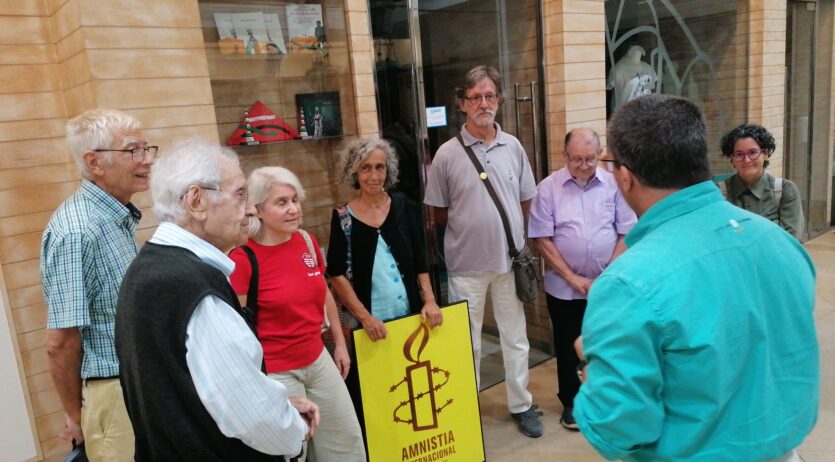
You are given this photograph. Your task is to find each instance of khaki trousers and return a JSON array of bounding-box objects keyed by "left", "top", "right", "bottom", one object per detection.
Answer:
[
  {"left": 448, "top": 271, "right": 533, "bottom": 414},
  {"left": 269, "top": 348, "right": 366, "bottom": 462},
  {"left": 80, "top": 378, "right": 134, "bottom": 462}
]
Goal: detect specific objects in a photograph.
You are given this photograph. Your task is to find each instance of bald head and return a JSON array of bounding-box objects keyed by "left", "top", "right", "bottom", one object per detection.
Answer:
[
  {"left": 564, "top": 128, "right": 601, "bottom": 153},
  {"left": 564, "top": 128, "right": 602, "bottom": 185}
]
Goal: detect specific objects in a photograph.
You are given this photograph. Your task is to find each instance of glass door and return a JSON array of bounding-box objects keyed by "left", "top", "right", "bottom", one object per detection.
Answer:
[
  {"left": 416, "top": 0, "right": 545, "bottom": 179},
  {"left": 785, "top": 0, "right": 833, "bottom": 240},
  {"left": 370, "top": 0, "right": 550, "bottom": 390}
]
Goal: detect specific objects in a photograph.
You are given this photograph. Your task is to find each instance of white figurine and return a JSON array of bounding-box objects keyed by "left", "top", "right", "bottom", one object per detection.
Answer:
[{"left": 607, "top": 45, "right": 657, "bottom": 111}]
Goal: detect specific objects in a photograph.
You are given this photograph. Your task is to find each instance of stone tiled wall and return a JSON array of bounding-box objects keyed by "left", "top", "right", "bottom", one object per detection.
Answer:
[
  {"left": 748, "top": 0, "right": 787, "bottom": 176},
  {"left": 0, "top": 4, "right": 63, "bottom": 461},
  {"left": 542, "top": 0, "right": 607, "bottom": 172},
  {"left": 346, "top": 0, "right": 378, "bottom": 138}
]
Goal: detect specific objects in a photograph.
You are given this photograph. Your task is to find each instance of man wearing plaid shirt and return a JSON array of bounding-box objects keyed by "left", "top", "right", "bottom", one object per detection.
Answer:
[{"left": 41, "top": 109, "right": 156, "bottom": 461}]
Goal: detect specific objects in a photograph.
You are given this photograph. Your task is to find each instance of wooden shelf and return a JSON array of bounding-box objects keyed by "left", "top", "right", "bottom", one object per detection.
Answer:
[
  {"left": 229, "top": 136, "right": 342, "bottom": 149},
  {"left": 198, "top": 0, "right": 356, "bottom": 149}
]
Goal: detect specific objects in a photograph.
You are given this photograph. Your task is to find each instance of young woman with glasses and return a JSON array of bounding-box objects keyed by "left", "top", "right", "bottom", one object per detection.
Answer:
[{"left": 719, "top": 123, "right": 804, "bottom": 240}]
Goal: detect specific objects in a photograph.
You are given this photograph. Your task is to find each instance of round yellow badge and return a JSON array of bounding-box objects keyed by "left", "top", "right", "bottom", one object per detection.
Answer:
[{"left": 479, "top": 172, "right": 488, "bottom": 180}]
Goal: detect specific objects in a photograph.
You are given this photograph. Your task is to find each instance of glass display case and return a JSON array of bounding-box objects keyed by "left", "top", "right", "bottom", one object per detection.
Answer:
[{"left": 197, "top": 0, "right": 357, "bottom": 239}]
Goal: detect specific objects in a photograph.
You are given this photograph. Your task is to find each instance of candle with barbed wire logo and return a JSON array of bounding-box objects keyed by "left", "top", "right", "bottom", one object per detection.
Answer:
[{"left": 391, "top": 323, "right": 452, "bottom": 431}]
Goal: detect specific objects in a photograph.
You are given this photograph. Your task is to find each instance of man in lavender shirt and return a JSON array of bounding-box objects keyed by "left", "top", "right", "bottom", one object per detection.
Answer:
[{"left": 528, "top": 128, "right": 636, "bottom": 430}]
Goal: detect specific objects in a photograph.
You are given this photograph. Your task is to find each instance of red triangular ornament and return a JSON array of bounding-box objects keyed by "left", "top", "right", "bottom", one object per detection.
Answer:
[{"left": 227, "top": 101, "right": 300, "bottom": 146}]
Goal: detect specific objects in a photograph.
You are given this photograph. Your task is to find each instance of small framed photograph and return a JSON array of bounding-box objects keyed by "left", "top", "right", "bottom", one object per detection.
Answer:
[{"left": 295, "top": 91, "right": 342, "bottom": 139}]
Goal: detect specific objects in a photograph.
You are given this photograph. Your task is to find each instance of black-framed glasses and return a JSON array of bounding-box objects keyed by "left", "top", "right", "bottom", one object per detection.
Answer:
[
  {"left": 599, "top": 158, "right": 627, "bottom": 173},
  {"left": 730, "top": 148, "right": 766, "bottom": 162},
  {"left": 197, "top": 185, "right": 249, "bottom": 204},
  {"left": 464, "top": 93, "right": 499, "bottom": 106},
  {"left": 94, "top": 146, "right": 159, "bottom": 162}
]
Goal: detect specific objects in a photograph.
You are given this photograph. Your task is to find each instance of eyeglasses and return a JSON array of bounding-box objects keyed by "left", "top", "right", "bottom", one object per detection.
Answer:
[
  {"left": 94, "top": 146, "right": 159, "bottom": 162},
  {"left": 598, "top": 158, "right": 626, "bottom": 173},
  {"left": 464, "top": 93, "right": 499, "bottom": 106},
  {"left": 197, "top": 185, "right": 249, "bottom": 204},
  {"left": 730, "top": 148, "right": 766, "bottom": 162},
  {"left": 566, "top": 154, "right": 598, "bottom": 167}
]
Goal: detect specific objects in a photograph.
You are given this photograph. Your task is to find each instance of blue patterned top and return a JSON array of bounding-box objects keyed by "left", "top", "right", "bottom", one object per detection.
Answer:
[{"left": 369, "top": 236, "right": 409, "bottom": 321}]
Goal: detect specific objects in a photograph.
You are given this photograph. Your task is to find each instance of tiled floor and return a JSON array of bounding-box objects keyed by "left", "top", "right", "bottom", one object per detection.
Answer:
[{"left": 479, "top": 230, "right": 835, "bottom": 462}]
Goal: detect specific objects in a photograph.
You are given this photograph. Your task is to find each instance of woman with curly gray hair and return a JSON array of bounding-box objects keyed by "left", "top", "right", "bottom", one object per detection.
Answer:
[
  {"left": 719, "top": 123, "right": 804, "bottom": 240},
  {"left": 326, "top": 138, "right": 441, "bottom": 440}
]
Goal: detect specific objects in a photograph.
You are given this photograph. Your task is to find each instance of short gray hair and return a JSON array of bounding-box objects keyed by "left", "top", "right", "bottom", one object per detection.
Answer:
[
  {"left": 66, "top": 109, "right": 140, "bottom": 179},
  {"left": 455, "top": 65, "right": 503, "bottom": 101},
  {"left": 246, "top": 166, "right": 306, "bottom": 237},
  {"left": 338, "top": 138, "right": 399, "bottom": 190},
  {"left": 151, "top": 138, "right": 240, "bottom": 223}
]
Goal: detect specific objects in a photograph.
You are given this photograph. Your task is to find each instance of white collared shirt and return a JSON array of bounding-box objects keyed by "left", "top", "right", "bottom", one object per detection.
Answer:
[{"left": 149, "top": 222, "right": 307, "bottom": 456}]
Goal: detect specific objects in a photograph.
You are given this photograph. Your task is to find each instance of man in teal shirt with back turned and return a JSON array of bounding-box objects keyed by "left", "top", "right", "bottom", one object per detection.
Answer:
[{"left": 574, "top": 94, "right": 818, "bottom": 462}]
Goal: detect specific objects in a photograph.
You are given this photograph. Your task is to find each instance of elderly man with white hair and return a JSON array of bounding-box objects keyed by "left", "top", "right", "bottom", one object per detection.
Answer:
[
  {"left": 41, "top": 108, "right": 155, "bottom": 461},
  {"left": 115, "top": 138, "right": 319, "bottom": 462}
]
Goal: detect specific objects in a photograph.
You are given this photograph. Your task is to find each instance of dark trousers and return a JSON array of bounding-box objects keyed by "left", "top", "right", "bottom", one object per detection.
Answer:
[
  {"left": 546, "top": 294, "right": 587, "bottom": 409},
  {"left": 344, "top": 343, "right": 370, "bottom": 462}
]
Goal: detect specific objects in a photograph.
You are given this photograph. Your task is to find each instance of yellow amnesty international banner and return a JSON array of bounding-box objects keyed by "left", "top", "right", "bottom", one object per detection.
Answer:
[{"left": 354, "top": 302, "right": 484, "bottom": 462}]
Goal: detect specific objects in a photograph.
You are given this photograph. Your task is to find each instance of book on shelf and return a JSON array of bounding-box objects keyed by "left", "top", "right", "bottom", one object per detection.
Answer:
[
  {"left": 214, "top": 12, "right": 286, "bottom": 55},
  {"left": 286, "top": 4, "right": 324, "bottom": 54}
]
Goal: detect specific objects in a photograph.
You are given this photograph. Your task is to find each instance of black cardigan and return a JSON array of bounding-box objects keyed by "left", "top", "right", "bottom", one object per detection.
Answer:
[{"left": 326, "top": 192, "right": 428, "bottom": 316}]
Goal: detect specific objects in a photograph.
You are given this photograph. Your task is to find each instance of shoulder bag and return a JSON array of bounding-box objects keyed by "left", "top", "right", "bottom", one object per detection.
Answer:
[
  {"left": 238, "top": 245, "right": 260, "bottom": 335},
  {"left": 456, "top": 134, "right": 540, "bottom": 303},
  {"left": 297, "top": 229, "right": 330, "bottom": 332},
  {"left": 322, "top": 206, "right": 362, "bottom": 353}
]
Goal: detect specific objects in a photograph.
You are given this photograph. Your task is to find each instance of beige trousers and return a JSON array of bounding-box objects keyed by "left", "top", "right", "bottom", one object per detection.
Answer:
[
  {"left": 80, "top": 379, "right": 134, "bottom": 462},
  {"left": 269, "top": 348, "right": 366, "bottom": 462}
]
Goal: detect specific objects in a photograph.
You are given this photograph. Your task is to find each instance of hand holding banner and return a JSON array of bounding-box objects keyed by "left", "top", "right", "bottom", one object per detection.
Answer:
[{"left": 354, "top": 302, "right": 485, "bottom": 462}]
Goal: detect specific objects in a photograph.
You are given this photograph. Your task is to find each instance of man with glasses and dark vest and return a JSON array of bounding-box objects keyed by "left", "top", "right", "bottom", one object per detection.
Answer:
[
  {"left": 116, "top": 138, "right": 318, "bottom": 461},
  {"left": 527, "top": 128, "right": 635, "bottom": 431},
  {"left": 424, "top": 65, "right": 542, "bottom": 438},
  {"left": 41, "top": 109, "right": 157, "bottom": 461}
]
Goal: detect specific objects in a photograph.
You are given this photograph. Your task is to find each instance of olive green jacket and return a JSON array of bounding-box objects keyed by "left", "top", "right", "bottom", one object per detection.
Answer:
[{"left": 724, "top": 172, "right": 804, "bottom": 240}]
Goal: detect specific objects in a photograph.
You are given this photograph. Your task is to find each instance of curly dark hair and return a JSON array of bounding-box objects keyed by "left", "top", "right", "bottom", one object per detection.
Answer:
[{"left": 719, "top": 124, "right": 775, "bottom": 168}]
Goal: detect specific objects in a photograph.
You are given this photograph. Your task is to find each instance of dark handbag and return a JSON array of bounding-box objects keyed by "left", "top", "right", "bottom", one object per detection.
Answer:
[
  {"left": 510, "top": 245, "right": 539, "bottom": 302},
  {"left": 238, "top": 245, "right": 260, "bottom": 336},
  {"left": 62, "top": 441, "right": 88, "bottom": 462},
  {"left": 457, "top": 134, "right": 540, "bottom": 303},
  {"left": 236, "top": 245, "right": 267, "bottom": 372}
]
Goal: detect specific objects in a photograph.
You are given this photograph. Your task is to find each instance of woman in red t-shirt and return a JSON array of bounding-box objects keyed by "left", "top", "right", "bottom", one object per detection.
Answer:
[{"left": 229, "top": 166, "right": 365, "bottom": 462}]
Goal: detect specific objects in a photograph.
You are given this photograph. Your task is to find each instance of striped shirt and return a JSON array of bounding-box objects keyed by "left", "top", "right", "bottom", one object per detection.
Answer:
[
  {"left": 150, "top": 222, "right": 307, "bottom": 455},
  {"left": 41, "top": 179, "right": 140, "bottom": 379}
]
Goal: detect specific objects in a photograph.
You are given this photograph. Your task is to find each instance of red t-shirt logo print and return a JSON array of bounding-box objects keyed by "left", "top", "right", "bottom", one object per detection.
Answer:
[{"left": 301, "top": 252, "right": 317, "bottom": 268}]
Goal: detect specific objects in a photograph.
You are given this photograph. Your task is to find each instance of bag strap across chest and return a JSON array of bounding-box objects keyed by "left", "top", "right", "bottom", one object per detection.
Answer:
[
  {"left": 456, "top": 133, "right": 519, "bottom": 257},
  {"left": 239, "top": 245, "right": 259, "bottom": 317}
]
